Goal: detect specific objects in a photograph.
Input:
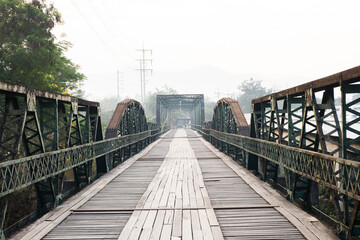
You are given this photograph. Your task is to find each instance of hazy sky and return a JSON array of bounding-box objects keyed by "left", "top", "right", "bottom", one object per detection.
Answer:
[{"left": 51, "top": 0, "right": 360, "bottom": 102}]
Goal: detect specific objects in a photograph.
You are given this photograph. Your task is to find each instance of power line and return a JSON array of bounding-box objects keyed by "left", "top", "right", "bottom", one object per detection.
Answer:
[
  {"left": 70, "top": 0, "right": 130, "bottom": 66},
  {"left": 88, "top": 0, "right": 134, "bottom": 61},
  {"left": 136, "top": 43, "right": 152, "bottom": 105}
]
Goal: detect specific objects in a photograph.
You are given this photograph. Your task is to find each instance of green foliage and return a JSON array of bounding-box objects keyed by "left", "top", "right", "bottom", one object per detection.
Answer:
[
  {"left": 315, "top": 185, "right": 336, "bottom": 220},
  {"left": 0, "top": 0, "right": 85, "bottom": 93},
  {"left": 145, "top": 85, "right": 178, "bottom": 119},
  {"left": 100, "top": 96, "right": 119, "bottom": 126},
  {"left": 204, "top": 98, "right": 216, "bottom": 121},
  {"left": 237, "top": 78, "right": 272, "bottom": 113}
]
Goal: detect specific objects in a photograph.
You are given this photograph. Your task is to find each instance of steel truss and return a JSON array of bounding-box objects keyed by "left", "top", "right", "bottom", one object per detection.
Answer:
[
  {"left": 156, "top": 94, "right": 204, "bottom": 129},
  {"left": 248, "top": 66, "right": 360, "bottom": 237},
  {"left": 105, "top": 99, "right": 158, "bottom": 169},
  {"left": 198, "top": 66, "right": 360, "bottom": 238},
  {"left": 0, "top": 82, "right": 103, "bottom": 238},
  {"left": 197, "top": 98, "right": 249, "bottom": 164},
  {"left": 0, "top": 83, "right": 160, "bottom": 239}
]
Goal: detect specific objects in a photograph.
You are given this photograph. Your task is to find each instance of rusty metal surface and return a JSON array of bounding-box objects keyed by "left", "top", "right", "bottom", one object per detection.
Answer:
[
  {"left": 105, "top": 99, "right": 145, "bottom": 139},
  {"left": 215, "top": 98, "right": 249, "bottom": 128},
  {"left": 0, "top": 81, "right": 99, "bottom": 107},
  {"left": 252, "top": 65, "right": 360, "bottom": 103}
]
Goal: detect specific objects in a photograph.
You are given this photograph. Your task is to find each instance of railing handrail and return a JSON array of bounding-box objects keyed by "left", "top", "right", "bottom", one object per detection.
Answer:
[
  {"left": 209, "top": 128, "right": 360, "bottom": 201},
  {"left": 0, "top": 129, "right": 160, "bottom": 198}
]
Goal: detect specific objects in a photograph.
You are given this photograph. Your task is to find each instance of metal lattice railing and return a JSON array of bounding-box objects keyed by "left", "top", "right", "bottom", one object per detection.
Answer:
[
  {"left": 210, "top": 129, "right": 360, "bottom": 201},
  {"left": 0, "top": 130, "right": 157, "bottom": 198}
]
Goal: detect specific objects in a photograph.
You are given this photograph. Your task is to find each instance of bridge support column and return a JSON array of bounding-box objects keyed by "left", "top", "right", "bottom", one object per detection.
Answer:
[
  {"left": 0, "top": 198, "right": 7, "bottom": 240},
  {"left": 35, "top": 176, "right": 65, "bottom": 214},
  {"left": 73, "top": 162, "right": 93, "bottom": 190}
]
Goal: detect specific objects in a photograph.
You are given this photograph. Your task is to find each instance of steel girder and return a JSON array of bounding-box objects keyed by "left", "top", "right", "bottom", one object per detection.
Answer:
[
  {"left": 105, "top": 99, "right": 150, "bottom": 169},
  {"left": 208, "top": 98, "right": 249, "bottom": 163},
  {"left": 156, "top": 94, "right": 204, "bottom": 130},
  {"left": 0, "top": 85, "right": 161, "bottom": 239},
  {"left": 248, "top": 65, "right": 360, "bottom": 238},
  {"left": 210, "top": 129, "right": 360, "bottom": 203},
  {"left": 0, "top": 82, "right": 103, "bottom": 238}
]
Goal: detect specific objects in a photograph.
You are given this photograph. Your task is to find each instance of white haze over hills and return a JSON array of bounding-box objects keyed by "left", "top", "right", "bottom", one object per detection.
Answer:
[{"left": 86, "top": 65, "right": 309, "bottom": 103}]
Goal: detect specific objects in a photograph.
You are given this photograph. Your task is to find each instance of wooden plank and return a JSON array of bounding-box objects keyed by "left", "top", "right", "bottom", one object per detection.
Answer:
[
  {"left": 191, "top": 210, "right": 203, "bottom": 240},
  {"left": 188, "top": 161, "right": 197, "bottom": 208},
  {"left": 182, "top": 210, "right": 192, "bottom": 240},
  {"left": 160, "top": 224, "right": 172, "bottom": 240},
  {"left": 172, "top": 210, "right": 182, "bottom": 237},
  {"left": 182, "top": 159, "right": 190, "bottom": 208},
  {"left": 159, "top": 160, "right": 176, "bottom": 207},
  {"left": 211, "top": 226, "right": 224, "bottom": 240},
  {"left": 175, "top": 159, "right": 184, "bottom": 209},
  {"left": 136, "top": 161, "right": 166, "bottom": 208},
  {"left": 117, "top": 211, "right": 141, "bottom": 239},
  {"left": 192, "top": 162, "right": 205, "bottom": 208},
  {"left": 128, "top": 210, "right": 150, "bottom": 239},
  {"left": 151, "top": 158, "right": 176, "bottom": 209},
  {"left": 206, "top": 208, "right": 219, "bottom": 226},
  {"left": 198, "top": 209, "right": 214, "bottom": 240},
  {"left": 150, "top": 210, "right": 166, "bottom": 240},
  {"left": 145, "top": 160, "right": 171, "bottom": 209},
  {"left": 139, "top": 210, "right": 157, "bottom": 240},
  {"left": 200, "top": 187, "right": 212, "bottom": 209},
  {"left": 163, "top": 210, "right": 174, "bottom": 225},
  {"left": 167, "top": 160, "right": 179, "bottom": 208}
]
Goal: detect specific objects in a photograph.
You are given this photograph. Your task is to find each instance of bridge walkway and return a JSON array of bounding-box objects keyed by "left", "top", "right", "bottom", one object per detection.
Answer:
[{"left": 13, "top": 129, "right": 337, "bottom": 240}]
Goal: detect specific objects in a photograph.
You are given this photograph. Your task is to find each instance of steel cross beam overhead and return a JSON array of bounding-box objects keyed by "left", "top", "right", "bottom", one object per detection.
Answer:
[{"left": 156, "top": 94, "right": 205, "bottom": 129}]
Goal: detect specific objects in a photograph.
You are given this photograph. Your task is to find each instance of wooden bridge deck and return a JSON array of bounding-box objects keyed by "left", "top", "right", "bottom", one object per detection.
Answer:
[{"left": 13, "top": 129, "right": 337, "bottom": 240}]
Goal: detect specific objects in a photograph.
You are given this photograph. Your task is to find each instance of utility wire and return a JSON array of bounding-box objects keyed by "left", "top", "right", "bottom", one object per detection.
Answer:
[
  {"left": 88, "top": 0, "right": 134, "bottom": 61},
  {"left": 70, "top": 0, "right": 130, "bottom": 66}
]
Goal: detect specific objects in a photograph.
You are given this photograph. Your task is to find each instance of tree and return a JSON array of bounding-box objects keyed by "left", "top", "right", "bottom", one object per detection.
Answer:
[
  {"left": 204, "top": 97, "right": 216, "bottom": 121},
  {"left": 145, "top": 85, "right": 178, "bottom": 120},
  {"left": 237, "top": 78, "right": 272, "bottom": 113},
  {"left": 0, "top": 0, "right": 84, "bottom": 94}
]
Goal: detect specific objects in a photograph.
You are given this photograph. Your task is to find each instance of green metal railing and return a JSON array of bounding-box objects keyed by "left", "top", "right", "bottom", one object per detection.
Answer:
[
  {"left": 209, "top": 129, "right": 360, "bottom": 201},
  {"left": 0, "top": 129, "right": 160, "bottom": 198},
  {"left": 192, "top": 124, "right": 360, "bottom": 237}
]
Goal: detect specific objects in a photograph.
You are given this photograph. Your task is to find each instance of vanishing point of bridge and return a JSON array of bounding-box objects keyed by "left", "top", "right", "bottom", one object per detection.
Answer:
[{"left": 1, "top": 65, "right": 360, "bottom": 239}]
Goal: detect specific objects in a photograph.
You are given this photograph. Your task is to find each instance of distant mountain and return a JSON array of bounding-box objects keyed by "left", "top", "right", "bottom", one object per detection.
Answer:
[{"left": 151, "top": 65, "right": 263, "bottom": 101}]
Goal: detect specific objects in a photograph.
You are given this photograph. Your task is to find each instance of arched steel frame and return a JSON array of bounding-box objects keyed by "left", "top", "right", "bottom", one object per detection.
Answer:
[
  {"left": 209, "top": 98, "right": 249, "bottom": 161},
  {"left": 249, "top": 67, "right": 360, "bottom": 237},
  {"left": 195, "top": 66, "right": 360, "bottom": 238},
  {"left": 105, "top": 99, "right": 150, "bottom": 168},
  {"left": 0, "top": 85, "right": 161, "bottom": 239},
  {"left": 0, "top": 82, "right": 103, "bottom": 238},
  {"left": 197, "top": 66, "right": 360, "bottom": 238}
]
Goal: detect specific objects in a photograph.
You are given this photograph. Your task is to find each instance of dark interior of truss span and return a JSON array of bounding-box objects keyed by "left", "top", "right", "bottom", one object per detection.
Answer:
[{"left": 156, "top": 94, "right": 205, "bottom": 127}]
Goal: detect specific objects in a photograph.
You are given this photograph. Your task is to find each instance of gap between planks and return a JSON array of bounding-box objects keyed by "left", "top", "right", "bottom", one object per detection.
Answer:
[{"left": 71, "top": 205, "right": 278, "bottom": 212}]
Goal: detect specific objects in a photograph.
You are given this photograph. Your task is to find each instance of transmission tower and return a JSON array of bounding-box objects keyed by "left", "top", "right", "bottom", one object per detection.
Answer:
[{"left": 136, "top": 43, "right": 152, "bottom": 104}]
